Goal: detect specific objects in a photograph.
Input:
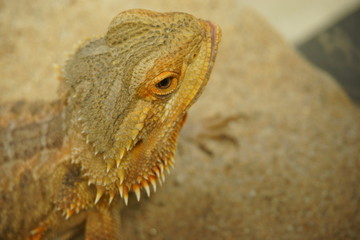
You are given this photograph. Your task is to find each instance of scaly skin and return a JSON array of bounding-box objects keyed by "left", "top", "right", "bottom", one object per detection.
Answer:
[{"left": 0, "top": 9, "right": 221, "bottom": 240}]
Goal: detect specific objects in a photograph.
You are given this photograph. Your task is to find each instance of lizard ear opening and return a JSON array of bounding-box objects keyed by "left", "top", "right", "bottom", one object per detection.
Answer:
[{"left": 149, "top": 72, "right": 179, "bottom": 97}]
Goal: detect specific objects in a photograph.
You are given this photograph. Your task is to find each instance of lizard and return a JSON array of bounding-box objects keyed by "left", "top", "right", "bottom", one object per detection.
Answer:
[{"left": 0, "top": 9, "right": 221, "bottom": 240}]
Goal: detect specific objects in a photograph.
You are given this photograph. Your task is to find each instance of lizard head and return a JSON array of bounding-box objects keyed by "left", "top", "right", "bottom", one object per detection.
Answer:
[{"left": 62, "top": 9, "right": 221, "bottom": 204}]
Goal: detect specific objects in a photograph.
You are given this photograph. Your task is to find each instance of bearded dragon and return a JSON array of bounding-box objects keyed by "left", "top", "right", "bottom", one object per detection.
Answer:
[{"left": 0, "top": 9, "right": 221, "bottom": 240}]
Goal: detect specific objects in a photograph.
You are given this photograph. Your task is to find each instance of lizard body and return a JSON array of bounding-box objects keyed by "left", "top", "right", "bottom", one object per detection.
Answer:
[{"left": 0, "top": 9, "right": 221, "bottom": 239}]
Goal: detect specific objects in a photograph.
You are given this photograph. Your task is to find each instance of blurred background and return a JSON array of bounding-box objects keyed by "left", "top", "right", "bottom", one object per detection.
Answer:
[{"left": 243, "top": 0, "right": 360, "bottom": 104}]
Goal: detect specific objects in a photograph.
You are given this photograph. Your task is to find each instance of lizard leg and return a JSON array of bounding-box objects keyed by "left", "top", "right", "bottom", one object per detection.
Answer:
[
  {"left": 27, "top": 226, "right": 46, "bottom": 240},
  {"left": 85, "top": 201, "right": 122, "bottom": 240}
]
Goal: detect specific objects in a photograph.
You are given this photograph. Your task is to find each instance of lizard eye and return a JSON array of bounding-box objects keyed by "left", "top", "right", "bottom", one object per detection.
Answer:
[
  {"left": 149, "top": 72, "right": 179, "bottom": 96},
  {"left": 156, "top": 77, "right": 173, "bottom": 89}
]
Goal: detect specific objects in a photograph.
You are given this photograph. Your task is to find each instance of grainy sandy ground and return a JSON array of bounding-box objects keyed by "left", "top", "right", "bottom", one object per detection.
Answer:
[{"left": 1, "top": 0, "right": 359, "bottom": 239}]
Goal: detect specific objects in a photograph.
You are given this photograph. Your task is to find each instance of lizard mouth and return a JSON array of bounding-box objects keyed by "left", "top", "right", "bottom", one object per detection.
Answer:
[
  {"left": 207, "top": 20, "right": 220, "bottom": 64},
  {"left": 193, "top": 20, "right": 221, "bottom": 101},
  {"left": 206, "top": 20, "right": 221, "bottom": 75}
]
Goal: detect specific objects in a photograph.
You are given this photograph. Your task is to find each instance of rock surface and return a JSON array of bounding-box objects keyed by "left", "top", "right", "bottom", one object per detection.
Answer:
[{"left": 1, "top": 0, "right": 359, "bottom": 239}]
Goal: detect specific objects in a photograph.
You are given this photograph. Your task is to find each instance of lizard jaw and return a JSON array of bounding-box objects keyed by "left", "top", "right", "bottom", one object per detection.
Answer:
[
  {"left": 88, "top": 112, "right": 186, "bottom": 206},
  {"left": 115, "top": 112, "right": 187, "bottom": 205}
]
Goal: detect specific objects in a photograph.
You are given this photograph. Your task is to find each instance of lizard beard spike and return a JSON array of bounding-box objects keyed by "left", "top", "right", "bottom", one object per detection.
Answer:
[
  {"left": 91, "top": 151, "right": 176, "bottom": 206},
  {"left": 114, "top": 154, "right": 176, "bottom": 206}
]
